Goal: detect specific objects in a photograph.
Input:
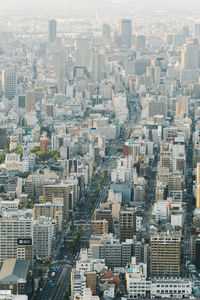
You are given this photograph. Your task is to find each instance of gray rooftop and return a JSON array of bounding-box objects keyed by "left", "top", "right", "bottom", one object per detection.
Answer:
[{"left": 0, "top": 259, "right": 29, "bottom": 282}]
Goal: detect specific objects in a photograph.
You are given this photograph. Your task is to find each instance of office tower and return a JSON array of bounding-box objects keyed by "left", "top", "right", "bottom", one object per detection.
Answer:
[
  {"left": 91, "top": 54, "right": 104, "bottom": 83},
  {"left": 136, "top": 35, "right": 146, "bottom": 52},
  {"left": 25, "top": 90, "right": 35, "bottom": 113},
  {"left": 0, "top": 211, "right": 32, "bottom": 263},
  {"left": 52, "top": 51, "right": 66, "bottom": 94},
  {"left": 119, "top": 19, "right": 132, "bottom": 48},
  {"left": 91, "top": 220, "right": 108, "bottom": 235},
  {"left": 193, "top": 23, "right": 200, "bottom": 39},
  {"left": 2, "top": 69, "right": 17, "bottom": 100},
  {"left": 40, "top": 136, "right": 48, "bottom": 152},
  {"left": 196, "top": 162, "right": 200, "bottom": 209},
  {"left": 75, "top": 38, "right": 91, "bottom": 68},
  {"left": 0, "top": 126, "right": 8, "bottom": 149},
  {"left": 150, "top": 232, "right": 181, "bottom": 278},
  {"left": 182, "top": 39, "right": 199, "bottom": 69},
  {"left": 94, "top": 209, "right": 113, "bottom": 233},
  {"left": 119, "top": 208, "right": 136, "bottom": 242},
  {"left": 48, "top": 19, "right": 57, "bottom": 43},
  {"left": 33, "top": 202, "right": 64, "bottom": 232},
  {"left": 33, "top": 218, "right": 56, "bottom": 259},
  {"left": 102, "top": 23, "right": 111, "bottom": 39},
  {"left": 18, "top": 95, "right": 25, "bottom": 108}
]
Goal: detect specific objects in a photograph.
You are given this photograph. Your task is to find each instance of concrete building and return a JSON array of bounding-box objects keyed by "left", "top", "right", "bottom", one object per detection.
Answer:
[
  {"left": 71, "top": 269, "right": 86, "bottom": 300},
  {"left": 0, "top": 259, "right": 30, "bottom": 295},
  {"left": 119, "top": 208, "right": 136, "bottom": 242},
  {"left": 91, "top": 220, "right": 108, "bottom": 235},
  {"left": 150, "top": 232, "right": 181, "bottom": 278},
  {"left": 48, "top": 19, "right": 57, "bottom": 43},
  {"left": 33, "top": 202, "right": 64, "bottom": 232},
  {"left": 94, "top": 209, "right": 113, "bottom": 233},
  {"left": 42, "top": 182, "right": 78, "bottom": 216},
  {"left": 119, "top": 19, "right": 132, "bottom": 48},
  {"left": 2, "top": 69, "right": 16, "bottom": 100},
  {"left": 33, "top": 217, "right": 56, "bottom": 259},
  {"left": 25, "top": 90, "right": 35, "bottom": 114},
  {"left": 0, "top": 211, "right": 32, "bottom": 264}
]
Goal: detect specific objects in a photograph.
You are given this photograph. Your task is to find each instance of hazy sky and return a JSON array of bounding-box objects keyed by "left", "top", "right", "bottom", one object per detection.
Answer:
[{"left": 2, "top": 0, "right": 200, "bottom": 10}]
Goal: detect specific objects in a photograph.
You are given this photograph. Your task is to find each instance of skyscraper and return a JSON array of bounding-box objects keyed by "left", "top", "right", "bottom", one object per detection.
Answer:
[
  {"left": 136, "top": 35, "right": 146, "bottom": 52},
  {"left": 25, "top": 90, "right": 35, "bottom": 113},
  {"left": 2, "top": 69, "right": 17, "bottom": 100},
  {"left": 196, "top": 162, "right": 200, "bottom": 209},
  {"left": 119, "top": 19, "right": 132, "bottom": 48},
  {"left": 182, "top": 39, "right": 199, "bottom": 69},
  {"left": 48, "top": 19, "right": 57, "bottom": 43},
  {"left": 75, "top": 38, "right": 91, "bottom": 68},
  {"left": 102, "top": 23, "right": 111, "bottom": 42},
  {"left": 193, "top": 23, "right": 200, "bottom": 39},
  {"left": 91, "top": 54, "right": 104, "bottom": 83}
]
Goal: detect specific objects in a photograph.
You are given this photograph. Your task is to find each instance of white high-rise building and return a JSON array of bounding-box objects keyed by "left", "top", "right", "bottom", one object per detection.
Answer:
[
  {"left": 2, "top": 69, "right": 17, "bottom": 100},
  {"left": 71, "top": 269, "right": 86, "bottom": 300},
  {"left": 0, "top": 211, "right": 32, "bottom": 263},
  {"left": 33, "top": 217, "right": 56, "bottom": 259}
]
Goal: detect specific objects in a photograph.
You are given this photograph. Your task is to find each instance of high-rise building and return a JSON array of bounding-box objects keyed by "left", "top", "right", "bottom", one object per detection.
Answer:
[
  {"left": 75, "top": 38, "right": 91, "bottom": 68},
  {"left": 2, "top": 69, "right": 17, "bottom": 100},
  {"left": 182, "top": 26, "right": 190, "bottom": 39},
  {"left": 176, "top": 96, "right": 189, "bottom": 116},
  {"left": 94, "top": 209, "right": 113, "bottom": 233},
  {"left": 33, "top": 202, "right": 64, "bottom": 232},
  {"left": 33, "top": 217, "right": 56, "bottom": 259},
  {"left": 18, "top": 95, "right": 25, "bottom": 108},
  {"left": 71, "top": 269, "right": 86, "bottom": 300},
  {"left": 0, "top": 211, "right": 32, "bottom": 263},
  {"left": 0, "top": 126, "right": 8, "bottom": 149},
  {"left": 48, "top": 19, "right": 57, "bottom": 43},
  {"left": 40, "top": 135, "right": 49, "bottom": 152},
  {"left": 91, "top": 220, "right": 108, "bottom": 235},
  {"left": 25, "top": 90, "right": 35, "bottom": 113},
  {"left": 182, "top": 39, "right": 199, "bottom": 69},
  {"left": 119, "top": 208, "right": 136, "bottom": 242},
  {"left": 119, "top": 19, "right": 132, "bottom": 48},
  {"left": 91, "top": 54, "right": 104, "bottom": 83},
  {"left": 136, "top": 35, "right": 146, "bottom": 52},
  {"left": 102, "top": 23, "right": 111, "bottom": 39},
  {"left": 17, "top": 238, "right": 33, "bottom": 268},
  {"left": 150, "top": 232, "right": 181, "bottom": 278},
  {"left": 193, "top": 23, "right": 200, "bottom": 39},
  {"left": 196, "top": 162, "right": 200, "bottom": 209},
  {"left": 42, "top": 182, "right": 78, "bottom": 216}
]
